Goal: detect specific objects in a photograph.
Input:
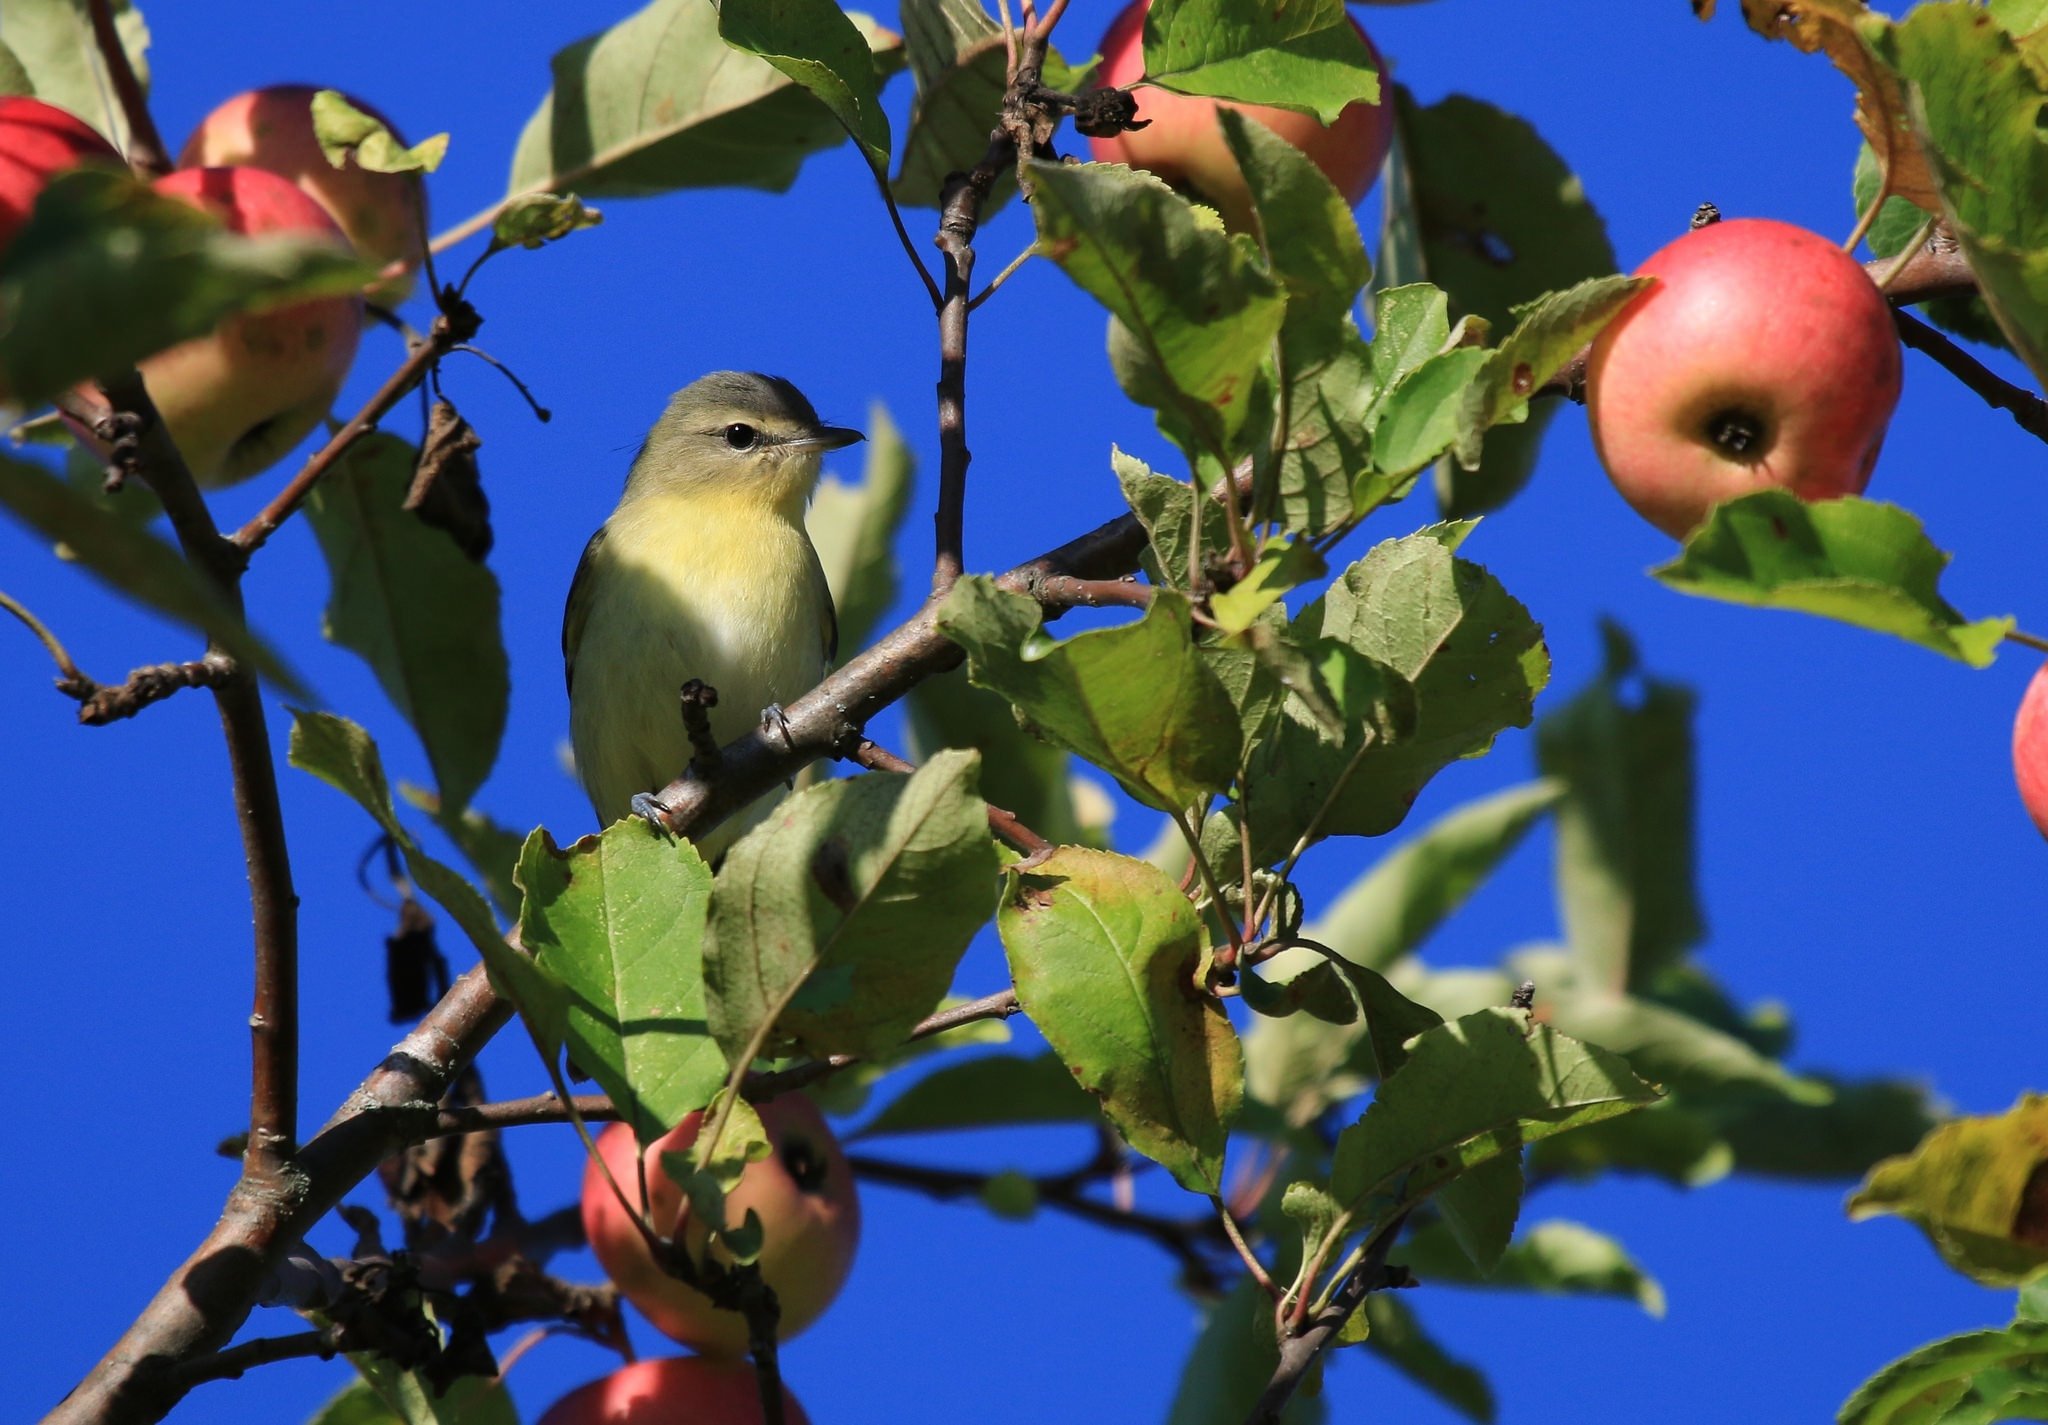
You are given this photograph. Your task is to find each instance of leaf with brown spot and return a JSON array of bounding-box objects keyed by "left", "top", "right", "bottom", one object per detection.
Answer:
[{"left": 1851, "top": 1093, "right": 2048, "bottom": 1286}]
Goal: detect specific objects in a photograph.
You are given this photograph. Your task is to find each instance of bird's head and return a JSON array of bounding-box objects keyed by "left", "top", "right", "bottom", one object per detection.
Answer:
[{"left": 625, "top": 371, "right": 863, "bottom": 516}]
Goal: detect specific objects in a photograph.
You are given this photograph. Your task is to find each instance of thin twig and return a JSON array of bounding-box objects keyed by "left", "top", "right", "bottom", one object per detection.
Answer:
[
  {"left": 95, "top": 370, "right": 300, "bottom": 1183},
  {"left": 1894, "top": 309, "right": 2048, "bottom": 446},
  {"left": 234, "top": 304, "right": 481, "bottom": 554},
  {"left": 83, "top": 0, "right": 167, "bottom": 175},
  {"left": 2006, "top": 628, "right": 2048, "bottom": 656},
  {"left": 1873, "top": 215, "right": 1941, "bottom": 295},
  {"left": 875, "top": 171, "right": 943, "bottom": 310},
  {"left": 0, "top": 588, "right": 94, "bottom": 695},
  {"left": 1247, "top": 1213, "right": 1412, "bottom": 1425},
  {"left": 77, "top": 654, "right": 234, "bottom": 725},
  {"left": 968, "top": 242, "right": 1038, "bottom": 310},
  {"left": 1211, "top": 1195, "right": 1280, "bottom": 1300},
  {"left": 1030, "top": 574, "right": 1154, "bottom": 609},
  {"left": 164, "top": 1329, "right": 341, "bottom": 1391}
]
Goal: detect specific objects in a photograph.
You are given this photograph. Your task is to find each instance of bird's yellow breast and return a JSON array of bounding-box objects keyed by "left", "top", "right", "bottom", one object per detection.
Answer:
[{"left": 566, "top": 488, "right": 831, "bottom": 836}]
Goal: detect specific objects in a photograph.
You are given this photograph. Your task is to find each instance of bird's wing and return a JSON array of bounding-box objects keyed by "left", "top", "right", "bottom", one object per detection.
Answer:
[
  {"left": 561, "top": 524, "right": 608, "bottom": 697},
  {"left": 809, "top": 540, "right": 840, "bottom": 665}
]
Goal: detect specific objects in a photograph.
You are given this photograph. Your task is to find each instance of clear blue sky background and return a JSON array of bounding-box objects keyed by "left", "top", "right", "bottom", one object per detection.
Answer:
[{"left": 5, "top": 2, "right": 2045, "bottom": 1421}]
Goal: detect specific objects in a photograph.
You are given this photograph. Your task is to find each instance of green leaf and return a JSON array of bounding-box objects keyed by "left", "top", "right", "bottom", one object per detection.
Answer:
[
  {"left": 1167, "top": 1279, "right": 1326, "bottom": 1425},
  {"left": 1270, "top": 324, "right": 1378, "bottom": 536},
  {"left": 1710, "top": 1075, "right": 1942, "bottom": 1181},
  {"left": 906, "top": 667, "right": 1100, "bottom": 849},
  {"left": 718, "top": 0, "right": 893, "bottom": 176},
  {"left": 705, "top": 751, "right": 998, "bottom": 1063},
  {"left": 398, "top": 784, "right": 525, "bottom": 923},
  {"left": 285, "top": 711, "right": 557, "bottom": 1046},
  {"left": 1, "top": 0, "right": 148, "bottom": 151},
  {"left": 488, "top": 192, "right": 604, "bottom": 251},
  {"left": 0, "top": 39, "right": 36, "bottom": 98},
  {"left": 1535, "top": 622, "right": 1703, "bottom": 992},
  {"left": 1209, "top": 538, "right": 1326, "bottom": 634},
  {"left": 1371, "top": 347, "right": 1489, "bottom": 478},
  {"left": 514, "top": 820, "right": 721, "bottom": 1145},
  {"left": 1451, "top": 276, "right": 1650, "bottom": 466},
  {"left": 1850, "top": 1094, "right": 2048, "bottom": 1288},
  {"left": 936, "top": 576, "right": 1237, "bottom": 812},
  {"left": 333, "top": 1361, "right": 520, "bottom": 1425},
  {"left": 1115, "top": 448, "right": 1233, "bottom": 592},
  {"left": 1349, "top": 1294, "right": 1494, "bottom": 1423},
  {"left": 1870, "top": 4, "right": 2048, "bottom": 388},
  {"left": 807, "top": 400, "right": 912, "bottom": 655},
  {"left": 1434, "top": 1150, "right": 1523, "bottom": 1274},
  {"left": 999, "top": 847, "right": 1243, "bottom": 1194},
  {"left": 1142, "top": 0, "right": 1378, "bottom": 123},
  {"left": 0, "top": 453, "right": 306, "bottom": 697},
  {"left": 1032, "top": 159, "right": 1286, "bottom": 452},
  {"left": 311, "top": 90, "right": 447, "bottom": 174},
  {"left": 1380, "top": 89, "right": 1617, "bottom": 517},
  {"left": 1365, "top": 283, "right": 1451, "bottom": 414},
  {"left": 892, "top": 29, "right": 1089, "bottom": 213},
  {"left": 1654, "top": 492, "right": 2013, "bottom": 667},
  {"left": 1402, "top": 1217, "right": 1666, "bottom": 1316},
  {"left": 1217, "top": 107, "right": 1372, "bottom": 331},
  {"left": 1247, "top": 523, "right": 1548, "bottom": 857},
  {"left": 306, "top": 432, "right": 509, "bottom": 810},
  {"left": 1305, "top": 780, "right": 1562, "bottom": 973},
  {"left": 1329, "top": 1008, "right": 1659, "bottom": 1223},
  {"left": 0, "top": 167, "right": 371, "bottom": 407},
  {"left": 1241, "top": 995, "right": 1366, "bottom": 1128},
  {"left": 1852, "top": 142, "right": 2008, "bottom": 351},
  {"left": 854, "top": 1052, "right": 1101, "bottom": 1137},
  {"left": 1525, "top": 1097, "right": 1734, "bottom": 1189},
  {"left": 508, "top": 0, "right": 903, "bottom": 200},
  {"left": 1840, "top": 1321, "right": 2048, "bottom": 1425}
]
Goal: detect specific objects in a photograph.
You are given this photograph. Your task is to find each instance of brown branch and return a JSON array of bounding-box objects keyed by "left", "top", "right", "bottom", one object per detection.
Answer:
[
  {"left": 76, "top": 653, "right": 234, "bottom": 724},
  {"left": 846, "top": 738, "right": 1053, "bottom": 857},
  {"left": 1031, "top": 574, "right": 1154, "bottom": 609},
  {"left": 163, "top": 1329, "right": 340, "bottom": 1392},
  {"left": 58, "top": 461, "right": 1216, "bottom": 1422},
  {"left": 232, "top": 303, "right": 482, "bottom": 555},
  {"left": 93, "top": 371, "right": 300, "bottom": 1184},
  {"left": 84, "top": 0, "right": 167, "bottom": 176},
  {"left": 1247, "top": 1214, "right": 1411, "bottom": 1425},
  {"left": 1894, "top": 309, "right": 2048, "bottom": 445}
]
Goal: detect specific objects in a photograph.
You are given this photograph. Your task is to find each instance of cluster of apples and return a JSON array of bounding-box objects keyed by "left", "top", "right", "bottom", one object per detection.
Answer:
[
  {"left": 0, "top": 85, "right": 423, "bottom": 487},
  {"left": 538, "top": 1095, "right": 860, "bottom": 1424}
]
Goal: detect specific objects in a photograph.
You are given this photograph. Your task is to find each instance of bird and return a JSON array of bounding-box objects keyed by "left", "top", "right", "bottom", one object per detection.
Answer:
[{"left": 563, "top": 372, "right": 861, "bottom": 855}]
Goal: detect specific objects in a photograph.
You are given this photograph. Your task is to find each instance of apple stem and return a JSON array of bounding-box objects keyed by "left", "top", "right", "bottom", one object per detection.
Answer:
[{"left": 2006, "top": 628, "right": 2048, "bottom": 656}]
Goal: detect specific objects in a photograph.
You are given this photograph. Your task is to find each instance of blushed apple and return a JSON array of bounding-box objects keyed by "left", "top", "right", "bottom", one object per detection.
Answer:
[
  {"left": 135, "top": 166, "right": 363, "bottom": 487},
  {"left": 179, "top": 85, "right": 425, "bottom": 305},
  {"left": 1586, "top": 217, "right": 1903, "bottom": 539},
  {"left": 2014, "top": 662, "right": 2048, "bottom": 840},
  {"left": 1087, "top": 0, "right": 1391, "bottom": 230},
  {"left": 0, "top": 97, "right": 125, "bottom": 255},
  {"left": 537, "top": 1357, "right": 812, "bottom": 1425},
  {"left": 582, "top": 1095, "right": 860, "bottom": 1358}
]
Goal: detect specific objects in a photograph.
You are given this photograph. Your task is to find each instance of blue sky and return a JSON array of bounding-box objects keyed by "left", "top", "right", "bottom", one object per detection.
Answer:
[{"left": 4, "top": 1, "right": 2045, "bottom": 1422}]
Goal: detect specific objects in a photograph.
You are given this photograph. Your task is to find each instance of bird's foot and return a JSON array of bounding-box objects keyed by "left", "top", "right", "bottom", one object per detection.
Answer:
[
  {"left": 630, "top": 792, "right": 676, "bottom": 837},
  {"left": 761, "top": 701, "right": 796, "bottom": 749}
]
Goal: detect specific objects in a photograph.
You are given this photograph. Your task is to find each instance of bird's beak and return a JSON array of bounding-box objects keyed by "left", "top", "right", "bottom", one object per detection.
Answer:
[{"left": 788, "top": 425, "right": 864, "bottom": 451}]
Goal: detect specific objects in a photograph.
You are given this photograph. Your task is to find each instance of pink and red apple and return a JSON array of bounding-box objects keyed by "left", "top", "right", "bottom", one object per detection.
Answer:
[
  {"left": 0, "top": 97, "right": 125, "bottom": 255},
  {"left": 180, "top": 85, "right": 425, "bottom": 305},
  {"left": 582, "top": 1095, "right": 860, "bottom": 1358},
  {"left": 537, "top": 1357, "right": 812, "bottom": 1425},
  {"left": 129, "top": 166, "right": 363, "bottom": 487},
  {"left": 1586, "top": 217, "right": 1903, "bottom": 539},
  {"left": 1087, "top": 0, "right": 1391, "bottom": 230},
  {"left": 2014, "top": 662, "right": 2048, "bottom": 840}
]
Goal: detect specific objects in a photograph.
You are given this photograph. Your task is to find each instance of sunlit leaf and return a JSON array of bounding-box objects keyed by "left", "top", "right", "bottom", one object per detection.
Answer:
[
  {"left": 1850, "top": 1094, "right": 2048, "bottom": 1287},
  {"left": 1143, "top": 0, "right": 1378, "bottom": 122},
  {"left": 808, "top": 400, "right": 912, "bottom": 655}
]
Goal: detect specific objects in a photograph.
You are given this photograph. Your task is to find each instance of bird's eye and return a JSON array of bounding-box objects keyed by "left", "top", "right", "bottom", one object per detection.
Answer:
[{"left": 722, "top": 423, "right": 759, "bottom": 451}]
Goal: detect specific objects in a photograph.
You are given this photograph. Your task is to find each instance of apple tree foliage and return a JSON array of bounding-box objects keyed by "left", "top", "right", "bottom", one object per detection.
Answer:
[{"left": 4, "top": 0, "right": 2048, "bottom": 1421}]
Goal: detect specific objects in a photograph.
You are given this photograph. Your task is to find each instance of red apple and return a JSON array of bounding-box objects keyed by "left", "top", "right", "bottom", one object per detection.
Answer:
[
  {"left": 537, "top": 1357, "right": 812, "bottom": 1425},
  {"left": 0, "top": 97, "right": 125, "bottom": 255},
  {"left": 1087, "top": 0, "right": 1391, "bottom": 229},
  {"left": 134, "top": 166, "right": 363, "bottom": 487},
  {"left": 1586, "top": 217, "right": 1903, "bottom": 539},
  {"left": 2014, "top": 662, "right": 2048, "bottom": 840},
  {"left": 582, "top": 1095, "right": 860, "bottom": 1358},
  {"left": 180, "top": 85, "right": 426, "bottom": 305}
]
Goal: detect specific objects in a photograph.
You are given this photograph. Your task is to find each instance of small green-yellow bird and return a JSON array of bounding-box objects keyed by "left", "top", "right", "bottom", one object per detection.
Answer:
[{"left": 563, "top": 372, "right": 861, "bottom": 850}]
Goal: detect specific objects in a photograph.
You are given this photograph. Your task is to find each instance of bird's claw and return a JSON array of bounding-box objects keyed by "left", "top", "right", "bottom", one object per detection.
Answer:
[
  {"left": 630, "top": 792, "right": 676, "bottom": 838},
  {"left": 760, "top": 701, "right": 796, "bottom": 749}
]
